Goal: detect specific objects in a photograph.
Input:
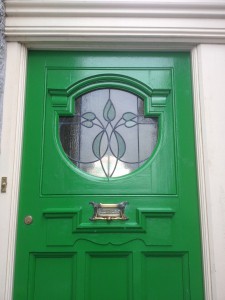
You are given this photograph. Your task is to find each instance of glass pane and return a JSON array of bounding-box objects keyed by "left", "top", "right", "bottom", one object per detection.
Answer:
[{"left": 59, "top": 89, "right": 158, "bottom": 178}]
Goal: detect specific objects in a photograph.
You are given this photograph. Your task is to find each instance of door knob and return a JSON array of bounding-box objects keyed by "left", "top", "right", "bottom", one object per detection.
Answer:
[{"left": 24, "top": 215, "right": 33, "bottom": 225}]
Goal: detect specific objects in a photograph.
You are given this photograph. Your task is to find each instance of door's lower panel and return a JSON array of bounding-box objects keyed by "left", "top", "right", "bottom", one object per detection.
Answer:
[
  {"left": 28, "top": 253, "right": 75, "bottom": 300},
  {"left": 27, "top": 251, "right": 190, "bottom": 300},
  {"left": 142, "top": 252, "right": 190, "bottom": 300},
  {"left": 85, "top": 252, "right": 132, "bottom": 300}
]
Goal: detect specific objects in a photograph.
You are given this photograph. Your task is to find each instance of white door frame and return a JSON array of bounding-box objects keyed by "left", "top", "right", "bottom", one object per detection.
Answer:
[{"left": 1, "top": 1, "right": 225, "bottom": 299}]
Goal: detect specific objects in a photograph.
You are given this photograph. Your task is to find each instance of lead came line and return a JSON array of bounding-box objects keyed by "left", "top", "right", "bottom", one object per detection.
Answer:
[{"left": 59, "top": 89, "right": 158, "bottom": 178}]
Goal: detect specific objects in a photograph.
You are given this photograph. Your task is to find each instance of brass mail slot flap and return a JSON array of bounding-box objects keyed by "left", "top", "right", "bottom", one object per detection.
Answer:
[
  {"left": 99, "top": 203, "right": 118, "bottom": 208},
  {"left": 89, "top": 201, "right": 128, "bottom": 221}
]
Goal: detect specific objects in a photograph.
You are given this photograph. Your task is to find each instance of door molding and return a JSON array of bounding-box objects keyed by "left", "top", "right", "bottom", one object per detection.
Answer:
[
  {"left": 2, "top": 1, "right": 225, "bottom": 299},
  {"left": 0, "top": 43, "right": 27, "bottom": 300},
  {"left": 5, "top": 1, "right": 225, "bottom": 46},
  {"left": 191, "top": 48, "right": 214, "bottom": 299}
]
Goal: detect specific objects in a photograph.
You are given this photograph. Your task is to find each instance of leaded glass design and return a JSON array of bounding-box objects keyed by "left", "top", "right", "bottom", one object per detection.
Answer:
[{"left": 59, "top": 89, "right": 158, "bottom": 178}]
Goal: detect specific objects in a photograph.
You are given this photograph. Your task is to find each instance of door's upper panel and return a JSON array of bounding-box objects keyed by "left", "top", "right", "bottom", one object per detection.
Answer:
[{"left": 41, "top": 65, "right": 175, "bottom": 195}]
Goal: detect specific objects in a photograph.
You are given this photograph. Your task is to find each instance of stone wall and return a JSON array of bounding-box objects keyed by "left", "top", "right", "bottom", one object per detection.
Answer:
[{"left": 0, "top": 0, "right": 5, "bottom": 143}]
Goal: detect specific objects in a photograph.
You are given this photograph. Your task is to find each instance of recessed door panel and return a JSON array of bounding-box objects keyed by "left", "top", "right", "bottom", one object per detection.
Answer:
[
  {"left": 28, "top": 253, "right": 75, "bottom": 300},
  {"left": 85, "top": 252, "right": 132, "bottom": 300},
  {"left": 142, "top": 253, "right": 190, "bottom": 300}
]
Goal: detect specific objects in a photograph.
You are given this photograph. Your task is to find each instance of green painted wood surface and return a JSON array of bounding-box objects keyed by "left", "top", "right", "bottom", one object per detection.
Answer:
[{"left": 13, "top": 51, "right": 204, "bottom": 300}]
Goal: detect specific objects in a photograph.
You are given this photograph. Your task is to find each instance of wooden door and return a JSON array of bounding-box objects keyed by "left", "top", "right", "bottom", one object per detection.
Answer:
[{"left": 13, "top": 51, "right": 204, "bottom": 300}]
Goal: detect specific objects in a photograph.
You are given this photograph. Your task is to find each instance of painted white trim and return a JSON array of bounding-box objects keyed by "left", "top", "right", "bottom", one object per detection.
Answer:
[
  {"left": 6, "top": 1, "right": 225, "bottom": 18},
  {"left": 193, "top": 45, "right": 225, "bottom": 300},
  {"left": 5, "top": 1, "right": 225, "bottom": 44},
  {"left": 0, "top": 43, "right": 27, "bottom": 300},
  {"left": 191, "top": 47, "right": 213, "bottom": 300}
]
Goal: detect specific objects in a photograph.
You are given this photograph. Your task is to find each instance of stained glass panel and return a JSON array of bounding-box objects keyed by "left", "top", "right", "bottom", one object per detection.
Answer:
[{"left": 59, "top": 89, "right": 158, "bottom": 178}]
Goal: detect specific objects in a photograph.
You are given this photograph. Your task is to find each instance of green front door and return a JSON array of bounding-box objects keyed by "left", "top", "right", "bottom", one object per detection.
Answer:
[{"left": 14, "top": 51, "right": 204, "bottom": 300}]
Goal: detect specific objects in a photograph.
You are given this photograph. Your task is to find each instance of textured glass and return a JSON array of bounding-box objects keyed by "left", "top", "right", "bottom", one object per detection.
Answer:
[{"left": 59, "top": 89, "right": 158, "bottom": 178}]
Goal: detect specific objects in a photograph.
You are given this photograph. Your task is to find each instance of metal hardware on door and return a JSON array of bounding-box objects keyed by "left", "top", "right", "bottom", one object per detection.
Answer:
[
  {"left": 1, "top": 177, "right": 7, "bottom": 193},
  {"left": 24, "top": 216, "right": 33, "bottom": 225},
  {"left": 89, "top": 201, "right": 129, "bottom": 221}
]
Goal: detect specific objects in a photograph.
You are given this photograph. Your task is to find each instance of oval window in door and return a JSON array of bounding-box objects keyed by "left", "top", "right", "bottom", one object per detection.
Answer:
[{"left": 59, "top": 89, "right": 158, "bottom": 178}]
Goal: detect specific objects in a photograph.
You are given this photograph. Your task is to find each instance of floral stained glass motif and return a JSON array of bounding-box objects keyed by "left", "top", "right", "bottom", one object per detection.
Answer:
[{"left": 59, "top": 89, "right": 158, "bottom": 178}]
